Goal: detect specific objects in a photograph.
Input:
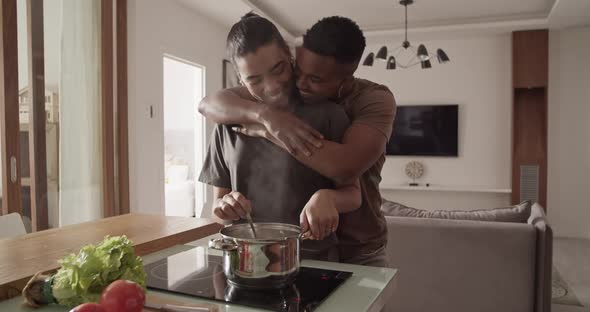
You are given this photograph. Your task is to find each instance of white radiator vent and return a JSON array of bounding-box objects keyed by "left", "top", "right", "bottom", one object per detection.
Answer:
[{"left": 520, "top": 165, "right": 539, "bottom": 203}]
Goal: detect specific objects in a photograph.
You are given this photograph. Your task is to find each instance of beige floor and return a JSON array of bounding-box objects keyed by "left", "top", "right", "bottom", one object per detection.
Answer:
[{"left": 553, "top": 237, "right": 590, "bottom": 312}]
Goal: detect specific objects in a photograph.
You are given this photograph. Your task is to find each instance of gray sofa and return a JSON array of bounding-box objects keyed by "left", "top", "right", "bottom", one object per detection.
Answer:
[{"left": 382, "top": 201, "right": 552, "bottom": 312}]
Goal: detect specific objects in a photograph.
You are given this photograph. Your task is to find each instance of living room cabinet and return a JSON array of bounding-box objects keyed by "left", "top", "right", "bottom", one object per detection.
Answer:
[
  {"left": 512, "top": 30, "right": 548, "bottom": 208},
  {"left": 513, "top": 30, "right": 548, "bottom": 88}
]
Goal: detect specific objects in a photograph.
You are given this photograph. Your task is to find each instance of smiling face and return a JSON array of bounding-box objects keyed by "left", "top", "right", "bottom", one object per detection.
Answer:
[
  {"left": 295, "top": 47, "right": 356, "bottom": 100},
  {"left": 294, "top": 47, "right": 348, "bottom": 102},
  {"left": 234, "top": 41, "right": 294, "bottom": 105}
]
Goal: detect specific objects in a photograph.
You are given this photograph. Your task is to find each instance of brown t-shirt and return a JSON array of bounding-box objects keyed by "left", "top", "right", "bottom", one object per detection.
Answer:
[{"left": 336, "top": 78, "right": 396, "bottom": 260}]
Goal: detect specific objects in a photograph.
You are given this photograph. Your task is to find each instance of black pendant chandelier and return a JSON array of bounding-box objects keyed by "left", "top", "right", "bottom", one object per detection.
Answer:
[{"left": 363, "top": 0, "right": 450, "bottom": 69}]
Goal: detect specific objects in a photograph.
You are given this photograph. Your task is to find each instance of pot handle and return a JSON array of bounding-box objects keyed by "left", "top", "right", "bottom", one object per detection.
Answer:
[{"left": 208, "top": 238, "right": 238, "bottom": 251}]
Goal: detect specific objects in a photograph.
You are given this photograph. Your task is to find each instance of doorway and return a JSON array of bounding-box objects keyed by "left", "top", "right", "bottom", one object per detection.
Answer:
[{"left": 162, "top": 55, "right": 206, "bottom": 217}]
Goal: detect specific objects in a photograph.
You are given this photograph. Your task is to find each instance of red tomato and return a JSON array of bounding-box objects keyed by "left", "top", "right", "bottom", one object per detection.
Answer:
[
  {"left": 99, "top": 280, "right": 145, "bottom": 312},
  {"left": 69, "top": 303, "right": 106, "bottom": 312}
]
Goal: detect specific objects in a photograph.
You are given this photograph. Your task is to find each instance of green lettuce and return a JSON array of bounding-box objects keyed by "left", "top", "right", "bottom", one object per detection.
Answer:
[{"left": 50, "top": 235, "right": 146, "bottom": 307}]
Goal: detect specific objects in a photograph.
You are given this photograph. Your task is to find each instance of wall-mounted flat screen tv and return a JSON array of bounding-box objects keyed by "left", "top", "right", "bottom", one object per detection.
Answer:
[{"left": 386, "top": 104, "right": 458, "bottom": 156}]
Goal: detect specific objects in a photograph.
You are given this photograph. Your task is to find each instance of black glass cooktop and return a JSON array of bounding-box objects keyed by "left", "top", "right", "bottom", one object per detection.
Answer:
[{"left": 145, "top": 247, "right": 352, "bottom": 311}]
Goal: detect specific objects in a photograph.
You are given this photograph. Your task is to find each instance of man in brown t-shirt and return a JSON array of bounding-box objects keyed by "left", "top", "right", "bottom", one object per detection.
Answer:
[{"left": 199, "top": 17, "right": 396, "bottom": 267}]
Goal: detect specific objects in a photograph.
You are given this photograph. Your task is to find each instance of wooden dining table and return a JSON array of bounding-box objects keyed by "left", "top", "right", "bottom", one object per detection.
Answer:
[{"left": 0, "top": 213, "right": 222, "bottom": 300}]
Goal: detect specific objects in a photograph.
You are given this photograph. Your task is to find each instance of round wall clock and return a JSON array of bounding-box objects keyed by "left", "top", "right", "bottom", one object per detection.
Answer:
[{"left": 405, "top": 161, "right": 424, "bottom": 186}]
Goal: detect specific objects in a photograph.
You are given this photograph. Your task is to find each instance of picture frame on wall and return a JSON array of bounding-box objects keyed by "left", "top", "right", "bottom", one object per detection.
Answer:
[{"left": 222, "top": 59, "right": 240, "bottom": 88}]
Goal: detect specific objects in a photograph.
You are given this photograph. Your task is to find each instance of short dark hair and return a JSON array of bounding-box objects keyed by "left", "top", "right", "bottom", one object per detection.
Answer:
[
  {"left": 303, "top": 16, "right": 366, "bottom": 65},
  {"left": 226, "top": 12, "right": 289, "bottom": 65}
]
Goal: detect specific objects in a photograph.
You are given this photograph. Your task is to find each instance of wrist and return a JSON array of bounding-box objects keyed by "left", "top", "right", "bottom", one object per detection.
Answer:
[{"left": 312, "top": 189, "right": 336, "bottom": 208}]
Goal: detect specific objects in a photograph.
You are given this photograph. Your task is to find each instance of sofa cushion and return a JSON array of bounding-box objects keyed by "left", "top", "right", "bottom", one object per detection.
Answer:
[{"left": 381, "top": 199, "right": 532, "bottom": 223}]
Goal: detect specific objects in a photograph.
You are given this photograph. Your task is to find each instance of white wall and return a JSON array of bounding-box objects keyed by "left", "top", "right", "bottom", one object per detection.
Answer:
[
  {"left": 357, "top": 34, "right": 513, "bottom": 210},
  {"left": 548, "top": 27, "right": 590, "bottom": 239},
  {"left": 128, "top": 0, "right": 227, "bottom": 216}
]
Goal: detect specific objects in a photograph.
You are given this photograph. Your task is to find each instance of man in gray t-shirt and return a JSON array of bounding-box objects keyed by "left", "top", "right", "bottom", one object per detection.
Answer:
[{"left": 199, "top": 99, "right": 349, "bottom": 226}]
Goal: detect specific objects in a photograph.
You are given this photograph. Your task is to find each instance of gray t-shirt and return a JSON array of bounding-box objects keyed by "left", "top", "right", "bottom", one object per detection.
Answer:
[{"left": 199, "top": 101, "right": 350, "bottom": 226}]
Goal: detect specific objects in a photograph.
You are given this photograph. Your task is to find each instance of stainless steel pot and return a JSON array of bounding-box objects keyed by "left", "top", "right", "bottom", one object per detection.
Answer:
[{"left": 209, "top": 222, "right": 303, "bottom": 289}]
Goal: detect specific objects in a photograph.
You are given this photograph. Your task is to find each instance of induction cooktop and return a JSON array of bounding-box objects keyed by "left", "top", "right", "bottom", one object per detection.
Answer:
[{"left": 145, "top": 247, "right": 352, "bottom": 311}]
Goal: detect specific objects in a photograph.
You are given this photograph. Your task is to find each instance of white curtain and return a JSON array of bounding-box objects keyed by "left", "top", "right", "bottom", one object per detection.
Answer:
[{"left": 58, "top": 0, "right": 103, "bottom": 226}]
